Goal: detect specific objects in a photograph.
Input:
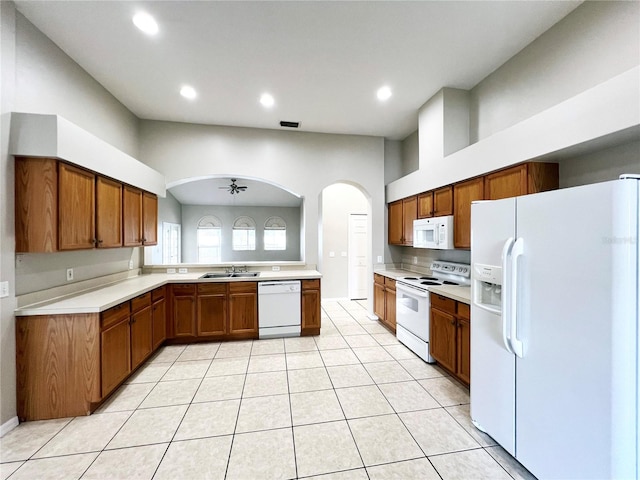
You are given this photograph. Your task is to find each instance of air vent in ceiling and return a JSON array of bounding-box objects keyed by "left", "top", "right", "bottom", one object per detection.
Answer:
[{"left": 279, "top": 121, "right": 300, "bottom": 128}]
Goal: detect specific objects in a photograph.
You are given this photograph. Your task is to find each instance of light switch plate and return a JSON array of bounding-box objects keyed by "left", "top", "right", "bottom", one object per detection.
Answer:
[
  {"left": 329, "top": 251, "right": 335, "bottom": 258},
  {"left": 341, "top": 252, "right": 347, "bottom": 257},
  {"left": 66, "top": 268, "right": 74, "bottom": 281},
  {"left": 412, "top": 256, "right": 418, "bottom": 264},
  {"left": 128, "top": 260, "right": 134, "bottom": 270},
  {"left": 178, "top": 268, "right": 188, "bottom": 274},
  {"left": 377, "top": 256, "right": 383, "bottom": 263},
  {"left": 0, "top": 281, "right": 8, "bottom": 298}
]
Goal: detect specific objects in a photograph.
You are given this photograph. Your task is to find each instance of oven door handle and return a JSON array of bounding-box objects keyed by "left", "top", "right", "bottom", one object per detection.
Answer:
[{"left": 396, "top": 282, "right": 430, "bottom": 298}]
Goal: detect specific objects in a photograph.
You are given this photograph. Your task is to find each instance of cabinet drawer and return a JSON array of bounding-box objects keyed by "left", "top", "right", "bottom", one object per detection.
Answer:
[
  {"left": 430, "top": 293, "right": 456, "bottom": 314},
  {"left": 384, "top": 277, "right": 396, "bottom": 289},
  {"left": 101, "top": 302, "right": 131, "bottom": 329},
  {"left": 131, "top": 292, "right": 151, "bottom": 312},
  {"left": 151, "top": 286, "right": 166, "bottom": 302},
  {"left": 198, "top": 283, "right": 227, "bottom": 295},
  {"left": 172, "top": 284, "right": 196, "bottom": 296},
  {"left": 457, "top": 302, "right": 470, "bottom": 320},
  {"left": 302, "top": 279, "right": 320, "bottom": 290},
  {"left": 374, "top": 274, "right": 385, "bottom": 286},
  {"left": 230, "top": 281, "right": 257, "bottom": 293}
]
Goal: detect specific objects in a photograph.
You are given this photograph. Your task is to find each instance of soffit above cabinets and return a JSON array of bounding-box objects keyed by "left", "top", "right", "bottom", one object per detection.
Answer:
[{"left": 9, "top": 113, "right": 166, "bottom": 197}]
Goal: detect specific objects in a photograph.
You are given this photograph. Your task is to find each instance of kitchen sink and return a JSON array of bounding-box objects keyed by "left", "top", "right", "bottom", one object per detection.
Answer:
[
  {"left": 199, "top": 272, "right": 260, "bottom": 279},
  {"left": 200, "top": 273, "right": 232, "bottom": 279}
]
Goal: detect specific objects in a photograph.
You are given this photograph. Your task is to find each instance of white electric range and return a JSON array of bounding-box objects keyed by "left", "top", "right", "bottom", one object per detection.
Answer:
[{"left": 396, "top": 261, "right": 470, "bottom": 363}]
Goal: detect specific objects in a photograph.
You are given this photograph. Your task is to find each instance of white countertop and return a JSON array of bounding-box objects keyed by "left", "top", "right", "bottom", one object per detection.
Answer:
[
  {"left": 428, "top": 285, "right": 471, "bottom": 305},
  {"left": 375, "top": 268, "right": 471, "bottom": 304},
  {"left": 15, "top": 270, "right": 321, "bottom": 317}
]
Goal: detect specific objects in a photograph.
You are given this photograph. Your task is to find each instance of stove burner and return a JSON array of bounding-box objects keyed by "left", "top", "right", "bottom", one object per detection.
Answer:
[
  {"left": 421, "top": 281, "right": 440, "bottom": 286},
  {"left": 404, "top": 277, "right": 419, "bottom": 280},
  {"left": 420, "top": 277, "right": 438, "bottom": 281},
  {"left": 442, "top": 281, "right": 459, "bottom": 285}
]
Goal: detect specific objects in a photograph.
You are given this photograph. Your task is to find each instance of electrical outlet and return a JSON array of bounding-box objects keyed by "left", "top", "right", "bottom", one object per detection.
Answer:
[
  {"left": 329, "top": 251, "right": 335, "bottom": 258},
  {"left": 0, "top": 281, "right": 9, "bottom": 298},
  {"left": 167, "top": 268, "right": 177, "bottom": 274},
  {"left": 412, "top": 256, "right": 418, "bottom": 265},
  {"left": 377, "top": 255, "right": 383, "bottom": 263},
  {"left": 128, "top": 260, "right": 134, "bottom": 270},
  {"left": 66, "top": 268, "right": 74, "bottom": 281},
  {"left": 178, "top": 268, "right": 188, "bottom": 274},
  {"left": 272, "top": 266, "right": 280, "bottom": 271},
  {"left": 341, "top": 252, "right": 347, "bottom": 257}
]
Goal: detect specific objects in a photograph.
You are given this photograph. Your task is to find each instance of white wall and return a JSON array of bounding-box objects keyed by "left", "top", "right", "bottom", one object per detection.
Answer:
[
  {"left": 558, "top": 140, "right": 640, "bottom": 188},
  {"left": 138, "top": 120, "right": 387, "bottom": 272},
  {"left": 0, "top": 9, "right": 142, "bottom": 427},
  {"left": 0, "top": 0, "right": 18, "bottom": 431},
  {"left": 469, "top": 1, "right": 640, "bottom": 143},
  {"left": 321, "top": 184, "right": 369, "bottom": 299},
  {"left": 401, "top": 130, "right": 419, "bottom": 177},
  {"left": 387, "top": 0, "right": 639, "bottom": 202},
  {"left": 180, "top": 205, "right": 302, "bottom": 263}
]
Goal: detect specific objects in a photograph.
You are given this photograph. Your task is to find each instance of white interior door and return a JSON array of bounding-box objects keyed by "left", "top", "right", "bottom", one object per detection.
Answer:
[{"left": 348, "top": 214, "right": 368, "bottom": 300}]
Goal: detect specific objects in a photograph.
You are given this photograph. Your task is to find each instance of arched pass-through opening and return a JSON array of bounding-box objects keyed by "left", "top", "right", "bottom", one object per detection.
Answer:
[{"left": 318, "top": 182, "right": 372, "bottom": 301}]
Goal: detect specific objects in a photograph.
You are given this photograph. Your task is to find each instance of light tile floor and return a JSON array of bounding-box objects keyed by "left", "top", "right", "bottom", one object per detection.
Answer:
[{"left": 0, "top": 300, "right": 536, "bottom": 480}]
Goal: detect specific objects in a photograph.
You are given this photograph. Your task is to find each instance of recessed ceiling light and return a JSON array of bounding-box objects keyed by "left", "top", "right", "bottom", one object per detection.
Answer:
[
  {"left": 260, "top": 93, "right": 275, "bottom": 108},
  {"left": 377, "top": 86, "right": 392, "bottom": 101},
  {"left": 132, "top": 12, "right": 158, "bottom": 35},
  {"left": 180, "top": 85, "right": 197, "bottom": 100}
]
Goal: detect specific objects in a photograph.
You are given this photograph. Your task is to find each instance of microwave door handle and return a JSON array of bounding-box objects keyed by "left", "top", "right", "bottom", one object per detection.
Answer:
[{"left": 435, "top": 224, "right": 441, "bottom": 247}]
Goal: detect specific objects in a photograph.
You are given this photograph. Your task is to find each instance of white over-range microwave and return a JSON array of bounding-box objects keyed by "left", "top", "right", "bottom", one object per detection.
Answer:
[{"left": 413, "top": 215, "right": 454, "bottom": 249}]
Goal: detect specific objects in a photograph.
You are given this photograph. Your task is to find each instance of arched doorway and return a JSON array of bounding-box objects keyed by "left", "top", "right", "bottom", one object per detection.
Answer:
[{"left": 319, "top": 183, "right": 371, "bottom": 300}]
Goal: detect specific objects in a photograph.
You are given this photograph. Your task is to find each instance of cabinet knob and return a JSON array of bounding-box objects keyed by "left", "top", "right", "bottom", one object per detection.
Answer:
[{"left": 97, "top": 239, "right": 103, "bottom": 244}]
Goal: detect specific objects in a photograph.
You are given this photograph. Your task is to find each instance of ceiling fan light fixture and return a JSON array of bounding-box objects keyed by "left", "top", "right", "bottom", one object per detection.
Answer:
[{"left": 219, "top": 178, "right": 248, "bottom": 195}]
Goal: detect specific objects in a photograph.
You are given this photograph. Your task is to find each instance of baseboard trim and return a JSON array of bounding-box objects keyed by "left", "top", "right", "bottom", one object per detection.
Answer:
[{"left": 1, "top": 416, "right": 19, "bottom": 437}]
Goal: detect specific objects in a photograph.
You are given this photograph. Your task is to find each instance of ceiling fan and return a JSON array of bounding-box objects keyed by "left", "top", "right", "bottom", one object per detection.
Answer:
[{"left": 219, "top": 178, "right": 248, "bottom": 195}]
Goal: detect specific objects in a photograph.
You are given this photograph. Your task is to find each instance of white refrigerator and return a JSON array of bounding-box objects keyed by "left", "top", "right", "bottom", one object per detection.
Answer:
[{"left": 470, "top": 176, "right": 639, "bottom": 480}]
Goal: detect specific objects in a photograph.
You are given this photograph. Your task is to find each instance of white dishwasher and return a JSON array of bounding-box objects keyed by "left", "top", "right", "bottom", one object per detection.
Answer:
[{"left": 258, "top": 281, "right": 301, "bottom": 339}]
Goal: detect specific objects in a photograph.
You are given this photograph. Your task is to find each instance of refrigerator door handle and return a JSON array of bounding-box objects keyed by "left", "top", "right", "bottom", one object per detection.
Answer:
[
  {"left": 501, "top": 237, "right": 515, "bottom": 354},
  {"left": 510, "top": 237, "right": 525, "bottom": 358}
]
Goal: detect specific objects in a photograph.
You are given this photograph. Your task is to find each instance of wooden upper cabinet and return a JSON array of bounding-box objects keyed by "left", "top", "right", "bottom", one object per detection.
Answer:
[
  {"left": 388, "top": 196, "right": 417, "bottom": 245},
  {"left": 58, "top": 163, "right": 96, "bottom": 250},
  {"left": 96, "top": 176, "right": 123, "bottom": 248},
  {"left": 15, "top": 158, "right": 58, "bottom": 252},
  {"left": 16, "top": 157, "right": 158, "bottom": 253},
  {"left": 402, "top": 196, "right": 417, "bottom": 246},
  {"left": 433, "top": 186, "right": 454, "bottom": 216},
  {"left": 123, "top": 186, "right": 143, "bottom": 247},
  {"left": 417, "top": 192, "right": 434, "bottom": 218},
  {"left": 485, "top": 162, "right": 559, "bottom": 200},
  {"left": 453, "top": 177, "right": 484, "bottom": 249},
  {"left": 142, "top": 192, "right": 158, "bottom": 246},
  {"left": 388, "top": 200, "right": 404, "bottom": 245}
]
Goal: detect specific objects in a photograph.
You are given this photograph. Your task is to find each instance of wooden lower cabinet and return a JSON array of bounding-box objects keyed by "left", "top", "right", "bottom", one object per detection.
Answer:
[
  {"left": 169, "top": 282, "right": 259, "bottom": 340},
  {"left": 382, "top": 278, "right": 396, "bottom": 333},
  {"left": 228, "top": 282, "right": 258, "bottom": 338},
  {"left": 130, "top": 296, "right": 153, "bottom": 370},
  {"left": 197, "top": 284, "right": 227, "bottom": 336},
  {"left": 430, "top": 293, "right": 471, "bottom": 385},
  {"left": 16, "top": 314, "right": 101, "bottom": 421},
  {"left": 373, "top": 274, "right": 385, "bottom": 320},
  {"left": 373, "top": 274, "right": 396, "bottom": 333},
  {"left": 301, "top": 279, "right": 321, "bottom": 336},
  {"left": 101, "top": 316, "right": 131, "bottom": 397},
  {"left": 151, "top": 287, "right": 166, "bottom": 350},
  {"left": 171, "top": 284, "right": 197, "bottom": 337}
]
